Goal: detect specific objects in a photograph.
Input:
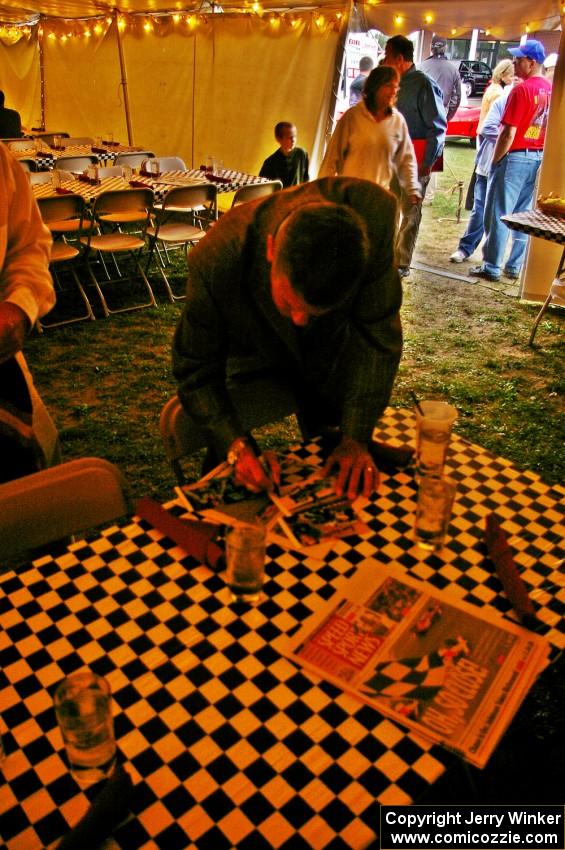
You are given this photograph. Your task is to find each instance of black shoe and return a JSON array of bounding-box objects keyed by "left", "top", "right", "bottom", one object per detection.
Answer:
[
  {"left": 469, "top": 265, "right": 500, "bottom": 282},
  {"left": 398, "top": 266, "right": 410, "bottom": 279},
  {"left": 503, "top": 269, "right": 519, "bottom": 281}
]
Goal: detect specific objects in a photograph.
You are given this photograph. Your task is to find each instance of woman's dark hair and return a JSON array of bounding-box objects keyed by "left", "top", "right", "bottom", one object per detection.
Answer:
[
  {"left": 274, "top": 202, "right": 369, "bottom": 308},
  {"left": 363, "top": 65, "right": 399, "bottom": 114}
]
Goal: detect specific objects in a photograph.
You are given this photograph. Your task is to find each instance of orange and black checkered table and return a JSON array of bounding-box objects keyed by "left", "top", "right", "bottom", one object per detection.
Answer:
[{"left": 1, "top": 409, "right": 563, "bottom": 849}]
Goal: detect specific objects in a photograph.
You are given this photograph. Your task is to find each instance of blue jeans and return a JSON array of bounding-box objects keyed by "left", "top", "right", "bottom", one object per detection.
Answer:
[
  {"left": 481, "top": 149, "right": 542, "bottom": 277},
  {"left": 459, "top": 173, "right": 487, "bottom": 257}
]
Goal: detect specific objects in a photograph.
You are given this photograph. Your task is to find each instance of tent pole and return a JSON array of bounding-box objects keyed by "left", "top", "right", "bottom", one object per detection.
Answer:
[
  {"left": 38, "top": 17, "right": 46, "bottom": 130},
  {"left": 114, "top": 11, "right": 133, "bottom": 145}
]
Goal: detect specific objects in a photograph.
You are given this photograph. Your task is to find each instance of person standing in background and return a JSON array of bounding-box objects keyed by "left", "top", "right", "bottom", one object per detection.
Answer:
[
  {"left": 0, "top": 144, "right": 59, "bottom": 482},
  {"left": 383, "top": 35, "right": 446, "bottom": 278},
  {"left": 259, "top": 122, "right": 309, "bottom": 188},
  {"left": 349, "top": 56, "right": 374, "bottom": 106},
  {"left": 319, "top": 65, "right": 420, "bottom": 208},
  {"left": 470, "top": 40, "right": 552, "bottom": 283},
  {"left": 418, "top": 36, "right": 461, "bottom": 122},
  {"left": 0, "top": 91, "right": 22, "bottom": 138},
  {"left": 477, "top": 60, "right": 514, "bottom": 134}
]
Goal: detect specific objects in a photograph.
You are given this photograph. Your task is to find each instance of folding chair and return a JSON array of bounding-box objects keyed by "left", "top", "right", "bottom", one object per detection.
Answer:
[
  {"left": 29, "top": 171, "right": 54, "bottom": 185},
  {"left": 7, "top": 139, "right": 34, "bottom": 153},
  {"left": 114, "top": 151, "right": 155, "bottom": 169},
  {"left": 37, "top": 131, "right": 70, "bottom": 146},
  {"left": 143, "top": 156, "right": 187, "bottom": 173},
  {"left": 79, "top": 187, "right": 157, "bottom": 316},
  {"left": 0, "top": 457, "right": 130, "bottom": 559},
  {"left": 217, "top": 179, "right": 282, "bottom": 215},
  {"left": 62, "top": 136, "right": 95, "bottom": 146},
  {"left": 18, "top": 157, "right": 37, "bottom": 172},
  {"left": 146, "top": 183, "right": 217, "bottom": 302},
  {"left": 36, "top": 194, "right": 96, "bottom": 329},
  {"left": 160, "top": 386, "right": 296, "bottom": 486},
  {"left": 96, "top": 165, "right": 125, "bottom": 179},
  {"left": 55, "top": 155, "right": 98, "bottom": 172}
]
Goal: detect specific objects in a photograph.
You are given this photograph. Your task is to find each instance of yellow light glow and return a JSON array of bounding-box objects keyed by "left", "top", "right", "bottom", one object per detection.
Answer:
[
  {"left": 61, "top": 34, "right": 67, "bottom": 42},
  {"left": 525, "top": 23, "right": 530, "bottom": 32},
  {"left": 252, "top": 1, "right": 262, "bottom": 13},
  {"left": 485, "top": 28, "right": 491, "bottom": 36},
  {"left": 315, "top": 14, "right": 325, "bottom": 27},
  {"left": 424, "top": 14, "right": 433, "bottom": 24},
  {"left": 173, "top": 13, "right": 181, "bottom": 22},
  {"left": 94, "top": 23, "right": 103, "bottom": 35},
  {"left": 47, "top": 31, "right": 56, "bottom": 39},
  {"left": 84, "top": 28, "right": 91, "bottom": 38},
  {"left": 451, "top": 28, "right": 457, "bottom": 35},
  {"left": 394, "top": 15, "right": 403, "bottom": 25},
  {"left": 144, "top": 20, "right": 153, "bottom": 32},
  {"left": 106, "top": 17, "right": 112, "bottom": 25},
  {"left": 117, "top": 17, "right": 126, "bottom": 31}
]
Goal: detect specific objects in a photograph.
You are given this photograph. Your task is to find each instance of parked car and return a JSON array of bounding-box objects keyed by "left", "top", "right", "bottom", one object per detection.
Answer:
[
  {"left": 446, "top": 104, "right": 481, "bottom": 146},
  {"left": 452, "top": 59, "right": 492, "bottom": 97}
]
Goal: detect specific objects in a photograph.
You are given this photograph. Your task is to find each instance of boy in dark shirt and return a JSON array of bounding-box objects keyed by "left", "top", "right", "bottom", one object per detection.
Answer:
[{"left": 259, "top": 122, "right": 309, "bottom": 187}]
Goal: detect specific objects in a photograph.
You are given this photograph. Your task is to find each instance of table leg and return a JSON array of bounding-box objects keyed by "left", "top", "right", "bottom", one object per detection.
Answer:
[{"left": 528, "top": 246, "right": 565, "bottom": 345}]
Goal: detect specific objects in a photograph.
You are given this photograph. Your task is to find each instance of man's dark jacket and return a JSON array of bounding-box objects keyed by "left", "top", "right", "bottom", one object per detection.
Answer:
[{"left": 173, "top": 177, "right": 402, "bottom": 454}]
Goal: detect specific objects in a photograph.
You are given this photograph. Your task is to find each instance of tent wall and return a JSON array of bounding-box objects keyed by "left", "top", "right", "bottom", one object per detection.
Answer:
[
  {"left": 0, "top": 33, "right": 41, "bottom": 129},
  {"left": 2, "top": 13, "right": 341, "bottom": 174}
]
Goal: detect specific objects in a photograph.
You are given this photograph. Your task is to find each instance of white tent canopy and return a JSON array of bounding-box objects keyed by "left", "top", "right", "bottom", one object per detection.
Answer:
[{"left": 1, "top": 0, "right": 563, "bottom": 301}]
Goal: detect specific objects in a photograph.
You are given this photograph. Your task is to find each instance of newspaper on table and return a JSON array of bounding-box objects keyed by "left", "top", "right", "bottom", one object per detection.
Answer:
[
  {"left": 181, "top": 454, "right": 371, "bottom": 555},
  {"left": 277, "top": 562, "right": 549, "bottom": 768}
]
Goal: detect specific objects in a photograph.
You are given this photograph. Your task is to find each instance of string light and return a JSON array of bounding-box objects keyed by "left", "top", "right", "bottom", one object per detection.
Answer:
[
  {"left": 451, "top": 28, "right": 457, "bottom": 35},
  {"left": 424, "top": 14, "right": 433, "bottom": 24},
  {"left": 525, "top": 22, "right": 530, "bottom": 32},
  {"left": 484, "top": 28, "right": 491, "bottom": 36},
  {"left": 173, "top": 14, "right": 181, "bottom": 23},
  {"left": 117, "top": 17, "right": 126, "bottom": 32},
  {"left": 394, "top": 15, "right": 403, "bottom": 25}
]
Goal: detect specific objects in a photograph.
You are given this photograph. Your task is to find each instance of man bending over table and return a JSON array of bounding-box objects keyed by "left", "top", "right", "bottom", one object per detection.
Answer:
[{"left": 172, "top": 177, "right": 402, "bottom": 499}]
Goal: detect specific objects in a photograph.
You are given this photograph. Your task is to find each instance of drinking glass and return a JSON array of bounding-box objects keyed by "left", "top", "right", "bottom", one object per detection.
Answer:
[
  {"left": 414, "top": 400, "right": 458, "bottom": 479},
  {"left": 225, "top": 524, "right": 267, "bottom": 604},
  {"left": 54, "top": 671, "right": 116, "bottom": 786},
  {"left": 414, "top": 476, "right": 456, "bottom": 550}
]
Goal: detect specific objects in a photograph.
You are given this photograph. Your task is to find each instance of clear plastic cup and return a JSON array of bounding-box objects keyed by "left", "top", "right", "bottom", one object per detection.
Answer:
[
  {"left": 414, "top": 476, "right": 456, "bottom": 550},
  {"left": 54, "top": 671, "right": 116, "bottom": 786},
  {"left": 414, "top": 400, "right": 458, "bottom": 479},
  {"left": 225, "top": 524, "right": 267, "bottom": 604}
]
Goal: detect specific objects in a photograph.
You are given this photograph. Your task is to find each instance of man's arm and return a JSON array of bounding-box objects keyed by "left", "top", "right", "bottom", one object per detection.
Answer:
[
  {"left": 446, "top": 72, "right": 461, "bottom": 122},
  {"left": 491, "top": 124, "right": 517, "bottom": 165},
  {"left": 419, "top": 78, "right": 447, "bottom": 175}
]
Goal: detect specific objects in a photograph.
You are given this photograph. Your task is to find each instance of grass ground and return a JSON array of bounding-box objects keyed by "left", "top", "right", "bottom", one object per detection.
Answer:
[
  {"left": 18, "top": 147, "right": 565, "bottom": 805},
  {"left": 25, "top": 141, "right": 564, "bottom": 504}
]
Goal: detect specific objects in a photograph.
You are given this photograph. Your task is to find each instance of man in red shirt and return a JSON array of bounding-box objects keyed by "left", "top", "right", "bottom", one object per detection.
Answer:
[{"left": 469, "top": 40, "right": 551, "bottom": 282}]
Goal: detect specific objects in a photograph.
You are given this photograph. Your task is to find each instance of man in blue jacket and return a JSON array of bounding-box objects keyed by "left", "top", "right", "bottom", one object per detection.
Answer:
[{"left": 383, "top": 35, "right": 446, "bottom": 278}]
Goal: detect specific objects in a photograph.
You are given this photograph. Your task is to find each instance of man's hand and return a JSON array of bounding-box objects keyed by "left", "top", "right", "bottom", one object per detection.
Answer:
[
  {"left": 322, "top": 435, "right": 379, "bottom": 500},
  {"left": 233, "top": 445, "right": 280, "bottom": 493},
  {"left": 0, "top": 303, "right": 30, "bottom": 364}
]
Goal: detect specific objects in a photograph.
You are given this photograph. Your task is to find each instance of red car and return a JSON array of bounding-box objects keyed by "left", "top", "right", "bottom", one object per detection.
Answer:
[{"left": 446, "top": 105, "right": 481, "bottom": 146}]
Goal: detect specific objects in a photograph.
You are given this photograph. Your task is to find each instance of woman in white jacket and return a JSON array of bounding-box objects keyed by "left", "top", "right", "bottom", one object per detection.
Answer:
[{"left": 319, "top": 65, "right": 421, "bottom": 207}]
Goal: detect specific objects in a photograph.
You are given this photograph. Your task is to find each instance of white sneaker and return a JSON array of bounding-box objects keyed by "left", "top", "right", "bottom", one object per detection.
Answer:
[{"left": 449, "top": 249, "right": 467, "bottom": 263}]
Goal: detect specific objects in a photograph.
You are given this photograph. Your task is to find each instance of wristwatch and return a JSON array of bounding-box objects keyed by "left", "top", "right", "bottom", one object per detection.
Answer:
[{"left": 226, "top": 437, "right": 250, "bottom": 467}]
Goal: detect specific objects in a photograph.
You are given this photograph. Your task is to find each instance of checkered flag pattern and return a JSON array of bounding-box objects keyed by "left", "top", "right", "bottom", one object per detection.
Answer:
[
  {"left": 363, "top": 654, "right": 449, "bottom": 702},
  {"left": 1, "top": 408, "right": 563, "bottom": 849}
]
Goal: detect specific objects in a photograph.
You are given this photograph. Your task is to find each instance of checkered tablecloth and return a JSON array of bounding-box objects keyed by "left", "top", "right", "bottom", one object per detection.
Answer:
[
  {"left": 502, "top": 210, "right": 565, "bottom": 245},
  {"left": 1, "top": 408, "right": 563, "bottom": 850},
  {"left": 17, "top": 144, "right": 146, "bottom": 171}
]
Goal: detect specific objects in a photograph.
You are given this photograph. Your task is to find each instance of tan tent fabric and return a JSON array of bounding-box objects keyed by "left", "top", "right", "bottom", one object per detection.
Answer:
[
  {"left": 363, "top": 0, "right": 561, "bottom": 39},
  {"left": 0, "top": 34, "right": 41, "bottom": 130}
]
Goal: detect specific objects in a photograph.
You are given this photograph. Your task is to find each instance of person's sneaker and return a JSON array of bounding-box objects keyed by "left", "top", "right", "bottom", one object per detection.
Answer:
[
  {"left": 398, "top": 266, "right": 410, "bottom": 279},
  {"left": 449, "top": 249, "right": 467, "bottom": 263},
  {"left": 469, "top": 265, "right": 500, "bottom": 282},
  {"left": 503, "top": 269, "right": 519, "bottom": 280}
]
